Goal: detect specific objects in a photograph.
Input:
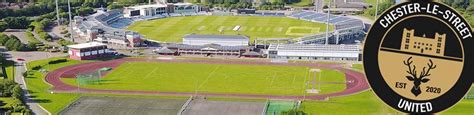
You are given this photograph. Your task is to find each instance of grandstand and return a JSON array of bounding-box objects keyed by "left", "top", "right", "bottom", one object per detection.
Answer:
[
  {"left": 73, "top": 9, "right": 144, "bottom": 47},
  {"left": 73, "top": 1, "right": 367, "bottom": 49},
  {"left": 266, "top": 44, "right": 361, "bottom": 61},
  {"left": 288, "top": 11, "right": 365, "bottom": 44},
  {"left": 253, "top": 11, "right": 286, "bottom": 16},
  {"left": 123, "top": 2, "right": 205, "bottom": 18}
]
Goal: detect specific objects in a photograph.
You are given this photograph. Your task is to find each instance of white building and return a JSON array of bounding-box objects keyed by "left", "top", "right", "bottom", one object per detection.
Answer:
[
  {"left": 68, "top": 42, "right": 110, "bottom": 60},
  {"left": 182, "top": 34, "right": 249, "bottom": 46},
  {"left": 266, "top": 44, "right": 361, "bottom": 61},
  {"left": 123, "top": 3, "right": 200, "bottom": 18}
]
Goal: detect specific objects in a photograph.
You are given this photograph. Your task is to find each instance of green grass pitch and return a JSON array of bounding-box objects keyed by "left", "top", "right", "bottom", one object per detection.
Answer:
[
  {"left": 23, "top": 58, "right": 474, "bottom": 114},
  {"left": 61, "top": 62, "right": 346, "bottom": 96},
  {"left": 127, "top": 16, "right": 333, "bottom": 42}
]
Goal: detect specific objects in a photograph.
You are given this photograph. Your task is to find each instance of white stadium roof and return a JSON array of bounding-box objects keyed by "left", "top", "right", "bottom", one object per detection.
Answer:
[
  {"left": 267, "top": 44, "right": 361, "bottom": 58},
  {"left": 126, "top": 4, "right": 167, "bottom": 9},
  {"left": 183, "top": 34, "right": 249, "bottom": 40},
  {"left": 68, "top": 42, "right": 107, "bottom": 49},
  {"left": 268, "top": 44, "right": 360, "bottom": 52}
]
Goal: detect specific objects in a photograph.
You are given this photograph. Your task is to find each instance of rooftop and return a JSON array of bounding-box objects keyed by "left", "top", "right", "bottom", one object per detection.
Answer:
[
  {"left": 68, "top": 42, "right": 107, "bottom": 49},
  {"left": 126, "top": 4, "right": 167, "bottom": 9},
  {"left": 183, "top": 34, "right": 249, "bottom": 40},
  {"left": 165, "top": 43, "right": 249, "bottom": 50},
  {"left": 268, "top": 44, "right": 360, "bottom": 52}
]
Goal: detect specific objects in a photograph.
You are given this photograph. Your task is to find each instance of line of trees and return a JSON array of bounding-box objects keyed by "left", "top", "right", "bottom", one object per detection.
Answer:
[
  {"left": 30, "top": 18, "right": 53, "bottom": 41},
  {"left": 363, "top": 0, "right": 474, "bottom": 27},
  {"left": 199, "top": 0, "right": 287, "bottom": 10},
  {"left": 0, "top": 0, "right": 107, "bottom": 20},
  {"left": 0, "top": 3, "right": 55, "bottom": 19},
  {"left": 0, "top": 34, "right": 36, "bottom": 51},
  {"left": 442, "top": 0, "right": 474, "bottom": 26},
  {"left": 0, "top": 80, "right": 31, "bottom": 114},
  {"left": 363, "top": 1, "right": 395, "bottom": 17},
  {"left": 2, "top": 17, "right": 31, "bottom": 29}
]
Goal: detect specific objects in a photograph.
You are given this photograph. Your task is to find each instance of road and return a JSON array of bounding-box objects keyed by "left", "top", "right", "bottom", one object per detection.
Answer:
[
  {"left": 2, "top": 29, "right": 29, "bottom": 44},
  {"left": 14, "top": 61, "right": 50, "bottom": 115},
  {"left": 8, "top": 51, "right": 66, "bottom": 115}
]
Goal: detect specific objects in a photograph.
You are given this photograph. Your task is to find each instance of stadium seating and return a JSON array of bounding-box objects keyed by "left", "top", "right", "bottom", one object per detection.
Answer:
[
  {"left": 251, "top": 12, "right": 286, "bottom": 16},
  {"left": 334, "top": 19, "right": 364, "bottom": 30},
  {"left": 329, "top": 17, "right": 351, "bottom": 23},
  {"left": 290, "top": 11, "right": 313, "bottom": 18},
  {"left": 109, "top": 18, "right": 134, "bottom": 29},
  {"left": 95, "top": 10, "right": 122, "bottom": 24},
  {"left": 288, "top": 11, "right": 365, "bottom": 32}
]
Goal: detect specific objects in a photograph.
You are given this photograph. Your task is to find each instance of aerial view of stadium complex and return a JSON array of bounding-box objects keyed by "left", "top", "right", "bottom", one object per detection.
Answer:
[{"left": 0, "top": 0, "right": 472, "bottom": 114}]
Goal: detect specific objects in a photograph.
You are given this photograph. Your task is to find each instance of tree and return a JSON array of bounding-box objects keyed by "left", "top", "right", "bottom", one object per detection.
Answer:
[
  {"left": 0, "top": 34, "right": 10, "bottom": 45},
  {"left": 12, "top": 85, "right": 23, "bottom": 100},
  {"left": 39, "top": 18, "right": 52, "bottom": 29},
  {"left": 4, "top": 38, "right": 17, "bottom": 51},
  {"left": 58, "top": 38, "right": 75, "bottom": 46},
  {"left": 3, "top": 17, "right": 31, "bottom": 29},
  {"left": 0, "top": 80, "right": 17, "bottom": 97},
  {"left": 39, "top": 32, "right": 52, "bottom": 41},
  {"left": 466, "top": 5, "right": 474, "bottom": 15},
  {"left": 76, "top": 6, "right": 95, "bottom": 16},
  {"left": 10, "top": 98, "right": 25, "bottom": 112},
  {"left": 281, "top": 109, "right": 306, "bottom": 115},
  {"left": 0, "top": 22, "right": 7, "bottom": 32},
  {"left": 363, "top": 1, "right": 394, "bottom": 17},
  {"left": 24, "top": 42, "right": 38, "bottom": 51},
  {"left": 4, "top": 35, "right": 22, "bottom": 51}
]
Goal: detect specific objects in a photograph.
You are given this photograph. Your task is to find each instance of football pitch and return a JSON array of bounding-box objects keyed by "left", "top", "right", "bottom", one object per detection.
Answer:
[
  {"left": 127, "top": 16, "right": 332, "bottom": 42},
  {"left": 61, "top": 62, "right": 346, "bottom": 96},
  {"left": 60, "top": 96, "right": 187, "bottom": 115}
]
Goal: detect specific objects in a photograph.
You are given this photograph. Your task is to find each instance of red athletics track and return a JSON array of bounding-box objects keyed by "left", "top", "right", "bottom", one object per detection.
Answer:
[{"left": 45, "top": 58, "right": 369, "bottom": 100}]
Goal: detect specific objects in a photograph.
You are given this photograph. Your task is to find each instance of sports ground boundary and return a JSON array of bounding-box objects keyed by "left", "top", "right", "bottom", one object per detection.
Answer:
[{"left": 45, "top": 58, "right": 369, "bottom": 100}]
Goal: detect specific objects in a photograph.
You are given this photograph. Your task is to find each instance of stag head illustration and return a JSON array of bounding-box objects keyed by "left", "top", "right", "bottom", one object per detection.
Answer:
[{"left": 403, "top": 57, "right": 437, "bottom": 96}]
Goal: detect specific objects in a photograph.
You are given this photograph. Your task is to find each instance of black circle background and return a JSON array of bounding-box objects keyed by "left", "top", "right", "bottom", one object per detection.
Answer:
[
  {"left": 382, "top": 16, "right": 462, "bottom": 58},
  {"left": 363, "top": 1, "right": 474, "bottom": 113}
]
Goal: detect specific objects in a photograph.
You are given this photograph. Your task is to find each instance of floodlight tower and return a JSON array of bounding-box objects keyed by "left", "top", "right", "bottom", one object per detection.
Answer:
[
  {"left": 325, "top": 0, "right": 331, "bottom": 45},
  {"left": 55, "top": 0, "right": 60, "bottom": 25},
  {"left": 68, "top": 0, "right": 75, "bottom": 42},
  {"left": 375, "top": 0, "right": 379, "bottom": 20}
]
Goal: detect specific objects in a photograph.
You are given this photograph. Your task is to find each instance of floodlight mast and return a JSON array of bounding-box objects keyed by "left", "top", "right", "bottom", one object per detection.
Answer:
[
  {"left": 56, "top": 0, "right": 60, "bottom": 25},
  {"left": 68, "top": 0, "right": 75, "bottom": 42},
  {"left": 375, "top": 0, "right": 379, "bottom": 20},
  {"left": 325, "top": 0, "right": 331, "bottom": 45}
]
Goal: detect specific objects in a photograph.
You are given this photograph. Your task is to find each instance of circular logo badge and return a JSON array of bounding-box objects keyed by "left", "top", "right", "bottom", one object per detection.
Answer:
[{"left": 363, "top": 1, "right": 473, "bottom": 113}]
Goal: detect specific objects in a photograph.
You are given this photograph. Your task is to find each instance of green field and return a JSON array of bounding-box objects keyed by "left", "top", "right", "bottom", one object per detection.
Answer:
[
  {"left": 24, "top": 57, "right": 84, "bottom": 114},
  {"left": 23, "top": 58, "right": 474, "bottom": 114},
  {"left": 300, "top": 89, "right": 474, "bottom": 114},
  {"left": 127, "top": 16, "right": 332, "bottom": 42},
  {"left": 352, "top": 64, "right": 363, "bottom": 71},
  {"left": 61, "top": 62, "right": 346, "bottom": 96}
]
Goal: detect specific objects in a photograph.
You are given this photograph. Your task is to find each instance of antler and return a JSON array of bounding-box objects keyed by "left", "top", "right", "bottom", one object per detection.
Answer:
[
  {"left": 403, "top": 57, "right": 417, "bottom": 78},
  {"left": 420, "top": 59, "right": 436, "bottom": 79}
]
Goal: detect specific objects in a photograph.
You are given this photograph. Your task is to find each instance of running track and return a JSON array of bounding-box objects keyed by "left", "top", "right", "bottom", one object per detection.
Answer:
[{"left": 45, "top": 58, "right": 369, "bottom": 100}]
